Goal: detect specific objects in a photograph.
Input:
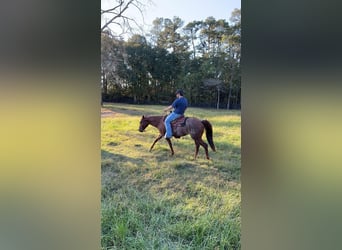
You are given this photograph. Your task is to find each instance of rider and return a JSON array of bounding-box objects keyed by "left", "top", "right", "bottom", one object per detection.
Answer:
[{"left": 163, "top": 89, "right": 188, "bottom": 139}]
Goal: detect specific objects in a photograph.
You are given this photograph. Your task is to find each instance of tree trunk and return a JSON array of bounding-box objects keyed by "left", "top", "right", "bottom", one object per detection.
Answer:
[
  {"left": 191, "top": 31, "right": 196, "bottom": 58},
  {"left": 102, "top": 70, "right": 108, "bottom": 95},
  {"left": 227, "top": 80, "right": 232, "bottom": 110},
  {"left": 216, "top": 87, "right": 220, "bottom": 109}
]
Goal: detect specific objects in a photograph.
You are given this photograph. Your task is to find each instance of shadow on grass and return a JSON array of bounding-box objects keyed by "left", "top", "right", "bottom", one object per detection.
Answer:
[
  {"left": 101, "top": 104, "right": 241, "bottom": 249},
  {"left": 148, "top": 137, "right": 240, "bottom": 179},
  {"left": 101, "top": 148, "right": 241, "bottom": 249},
  {"left": 101, "top": 149, "right": 149, "bottom": 198},
  {"left": 214, "top": 141, "right": 241, "bottom": 154},
  {"left": 210, "top": 140, "right": 241, "bottom": 180},
  {"left": 101, "top": 149, "right": 147, "bottom": 168}
]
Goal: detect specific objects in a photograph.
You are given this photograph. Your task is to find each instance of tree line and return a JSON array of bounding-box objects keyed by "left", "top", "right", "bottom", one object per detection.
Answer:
[{"left": 101, "top": 9, "right": 241, "bottom": 109}]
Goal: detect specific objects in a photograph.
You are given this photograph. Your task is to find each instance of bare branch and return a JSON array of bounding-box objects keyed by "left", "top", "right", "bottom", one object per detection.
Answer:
[
  {"left": 101, "top": 0, "right": 134, "bottom": 31},
  {"left": 101, "top": 0, "right": 151, "bottom": 35},
  {"left": 101, "top": 4, "right": 121, "bottom": 15}
]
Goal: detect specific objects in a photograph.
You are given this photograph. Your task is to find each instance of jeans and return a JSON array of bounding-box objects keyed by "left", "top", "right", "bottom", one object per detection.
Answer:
[{"left": 164, "top": 112, "right": 182, "bottom": 138}]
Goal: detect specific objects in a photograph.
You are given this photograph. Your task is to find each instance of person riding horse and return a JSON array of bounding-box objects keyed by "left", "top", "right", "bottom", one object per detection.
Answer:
[
  {"left": 139, "top": 89, "right": 215, "bottom": 159},
  {"left": 163, "top": 89, "right": 188, "bottom": 139}
]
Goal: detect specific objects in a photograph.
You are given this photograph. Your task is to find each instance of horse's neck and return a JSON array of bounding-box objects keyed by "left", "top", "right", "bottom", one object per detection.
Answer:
[{"left": 148, "top": 116, "right": 164, "bottom": 128}]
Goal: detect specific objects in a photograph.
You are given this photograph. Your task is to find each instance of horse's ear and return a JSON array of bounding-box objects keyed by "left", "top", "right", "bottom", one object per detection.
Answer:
[{"left": 142, "top": 115, "right": 145, "bottom": 119}]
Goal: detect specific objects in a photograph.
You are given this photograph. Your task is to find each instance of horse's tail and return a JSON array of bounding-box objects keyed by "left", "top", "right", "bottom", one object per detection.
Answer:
[{"left": 201, "top": 120, "right": 216, "bottom": 152}]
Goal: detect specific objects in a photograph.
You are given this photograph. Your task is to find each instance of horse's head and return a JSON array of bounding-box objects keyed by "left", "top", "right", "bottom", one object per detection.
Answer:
[{"left": 139, "top": 115, "right": 149, "bottom": 132}]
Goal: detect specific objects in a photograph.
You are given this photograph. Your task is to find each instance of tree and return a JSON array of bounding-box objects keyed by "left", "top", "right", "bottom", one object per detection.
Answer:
[
  {"left": 197, "top": 17, "right": 229, "bottom": 58},
  {"left": 101, "top": 32, "right": 126, "bottom": 101},
  {"left": 150, "top": 16, "right": 188, "bottom": 53},
  {"left": 122, "top": 35, "right": 151, "bottom": 103},
  {"left": 100, "top": 8, "right": 241, "bottom": 109},
  {"left": 224, "top": 8, "right": 241, "bottom": 109},
  {"left": 183, "top": 21, "right": 202, "bottom": 59},
  {"left": 101, "top": 0, "right": 152, "bottom": 104}
]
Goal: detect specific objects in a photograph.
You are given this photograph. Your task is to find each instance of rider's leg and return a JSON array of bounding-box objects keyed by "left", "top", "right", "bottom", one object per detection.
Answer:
[{"left": 164, "top": 112, "right": 181, "bottom": 138}]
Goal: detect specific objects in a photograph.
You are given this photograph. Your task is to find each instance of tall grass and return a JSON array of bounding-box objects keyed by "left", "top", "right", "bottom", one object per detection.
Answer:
[{"left": 101, "top": 103, "right": 241, "bottom": 249}]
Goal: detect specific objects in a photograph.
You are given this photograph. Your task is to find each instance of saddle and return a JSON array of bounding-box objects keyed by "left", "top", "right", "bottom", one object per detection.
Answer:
[
  {"left": 171, "top": 116, "right": 188, "bottom": 138},
  {"left": 163, "top": 115, "right": 188, "bottom": 129},
  {"left": 171, "top": 115, "right": 187, "bottom": 127},
  {"left": 163, "top": 115, "right": 188, "bottom": 138}
]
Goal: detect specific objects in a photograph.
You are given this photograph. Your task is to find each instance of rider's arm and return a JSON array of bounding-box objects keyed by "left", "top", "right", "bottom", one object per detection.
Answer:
[{"left": 163, "top": 105, "right": 173, "bottom": 112}]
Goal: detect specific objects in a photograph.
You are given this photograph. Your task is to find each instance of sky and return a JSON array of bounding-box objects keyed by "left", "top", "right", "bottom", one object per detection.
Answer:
[{"left": 102, "top": 0, "right": 241, "bottom": 36}]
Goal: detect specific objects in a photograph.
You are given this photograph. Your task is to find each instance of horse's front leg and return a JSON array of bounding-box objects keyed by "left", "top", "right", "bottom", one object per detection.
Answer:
[
  {"left": 150, "top": 134, "right": 163, "bottom": 152},
  {"left": 165, "top": 138, "right": 174, "bottom": 156}
]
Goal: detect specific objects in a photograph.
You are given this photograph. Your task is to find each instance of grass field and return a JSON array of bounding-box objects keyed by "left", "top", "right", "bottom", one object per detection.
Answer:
[{"left": 101, "top": 103, "right": 241, "bottom": 249}]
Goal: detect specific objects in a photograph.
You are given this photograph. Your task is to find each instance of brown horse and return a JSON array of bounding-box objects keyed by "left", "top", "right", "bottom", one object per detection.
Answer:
[{"left": 139, "top": 115, "right": 216, "bottom": 159}]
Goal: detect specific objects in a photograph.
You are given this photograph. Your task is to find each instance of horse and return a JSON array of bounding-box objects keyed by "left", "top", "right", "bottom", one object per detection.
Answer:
[{"left": 138, "top": 114, "right": 216, "bottom": 159}]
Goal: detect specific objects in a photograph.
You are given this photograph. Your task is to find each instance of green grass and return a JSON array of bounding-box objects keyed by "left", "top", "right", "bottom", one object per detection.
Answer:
[{"left": 101, "top": 103, "right": 241, "bottom": 249}]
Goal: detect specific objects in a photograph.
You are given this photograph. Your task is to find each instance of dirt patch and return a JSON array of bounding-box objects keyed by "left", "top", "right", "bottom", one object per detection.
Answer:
[{"left": 101, "top": 108, "right": 116, "bottom": 118}]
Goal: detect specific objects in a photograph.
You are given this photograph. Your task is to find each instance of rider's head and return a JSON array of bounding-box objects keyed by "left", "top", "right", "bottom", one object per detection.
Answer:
[{"left": 175, "top": 89, "right": 184, "bottom": 97}]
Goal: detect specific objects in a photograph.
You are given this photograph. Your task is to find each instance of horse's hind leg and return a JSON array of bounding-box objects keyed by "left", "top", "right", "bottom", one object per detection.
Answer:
[
  {"left": 150, "top": 134, "right": 163, "bottom": 152},
  {"left": 194, "top": 140, "right": 200, "bottom": 159},
  {"left": 165, "top": 138, "right": 174, "bottom": 156},
  {"left": 198, "top": 138, "right": 209, "bottom": 160}
]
